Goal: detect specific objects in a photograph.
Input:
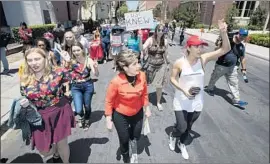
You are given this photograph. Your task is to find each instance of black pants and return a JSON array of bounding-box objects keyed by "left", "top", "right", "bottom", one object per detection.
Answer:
[
  {"left": 172, "top": 110, "right": 201, "bottom": 143},
  {"left": 112, "top": 109, "right": 144, "bottom": 155}
]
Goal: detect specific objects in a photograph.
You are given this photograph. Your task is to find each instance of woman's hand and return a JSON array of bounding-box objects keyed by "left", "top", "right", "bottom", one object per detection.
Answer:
[
  {"left": 106, "top": 116, "right": 113, "bottom": 131},
  {"left": 60, "top": 51, "right": 71, "bottom": 62},
  {"left": 218, "top": 19, "right": 227, "bottom": 32},
  {"left": 183, "top": 88, "right": 195, "bottom": 100},
  {"left": 144, "top": 106, "right": 151, "bottom": 118},
  {"left": 93, "top": 59, "right": 98, "bottom": 69},
  {"left": 20, "top": 98, "right": 30, "bottom": 108}
]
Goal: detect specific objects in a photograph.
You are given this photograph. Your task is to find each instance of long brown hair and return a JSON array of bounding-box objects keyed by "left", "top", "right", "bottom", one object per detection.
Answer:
[
  {"left": 20, "top": 48, "right": 52, "bottom": 86},
  {"left": 153, "top": 24, "right": 165, "bottom": 47}
]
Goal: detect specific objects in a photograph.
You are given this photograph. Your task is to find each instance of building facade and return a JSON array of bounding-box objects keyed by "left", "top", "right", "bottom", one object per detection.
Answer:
[
  {"left": 1, "top": 1, "right": 57, "bottom": 27},
  {"left": 138, "top": 1, "right": 161, "bottom": 11},
  {"left": 199, "top": 1, "right": 269, "bottom": 27}
]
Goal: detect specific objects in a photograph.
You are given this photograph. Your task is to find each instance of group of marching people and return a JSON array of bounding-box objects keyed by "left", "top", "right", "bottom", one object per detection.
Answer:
[{"left": 13, "top": 16, "right": 250, "bottom": 163}]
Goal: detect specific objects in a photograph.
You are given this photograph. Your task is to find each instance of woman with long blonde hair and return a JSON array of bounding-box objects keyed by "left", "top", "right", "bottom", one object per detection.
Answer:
[{"left": 20, "top": 48, "right": 74, "bottom": 163}]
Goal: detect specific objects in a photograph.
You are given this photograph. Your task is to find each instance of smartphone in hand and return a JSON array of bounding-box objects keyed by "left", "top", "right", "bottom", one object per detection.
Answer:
[{"left": 189, "top": 87, "right": 201, "bottom": 96}]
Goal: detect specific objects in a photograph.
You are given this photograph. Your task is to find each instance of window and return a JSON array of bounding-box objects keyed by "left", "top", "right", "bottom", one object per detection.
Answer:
[
  {"left": 235, "top": 1, "right": 256, "bottom": 17},
  {"left": 43, "top": 10, "right": 51, "bottom": 24},
  {"left": 244, "top": 1, "right": 256, "bottom": 17}
]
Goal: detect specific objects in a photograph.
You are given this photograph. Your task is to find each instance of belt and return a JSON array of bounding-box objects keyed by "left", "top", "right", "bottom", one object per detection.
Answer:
[{"left": 72, "top": 78, "right": 92, "bottom": 84}]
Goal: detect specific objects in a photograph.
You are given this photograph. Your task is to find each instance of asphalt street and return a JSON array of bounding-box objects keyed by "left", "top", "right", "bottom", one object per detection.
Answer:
[{"left": 0, "top": 33, "right": 269, "bottom": 163}]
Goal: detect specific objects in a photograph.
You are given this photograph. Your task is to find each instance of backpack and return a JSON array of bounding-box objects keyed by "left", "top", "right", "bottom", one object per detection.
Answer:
[{"left": 0, "top": 32, "right": 11, "bottom": 48}]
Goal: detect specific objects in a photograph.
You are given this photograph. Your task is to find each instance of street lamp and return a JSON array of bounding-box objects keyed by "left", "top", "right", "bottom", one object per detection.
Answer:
[{"left": 208, "top": 1, "right": 216, "bottom": 31}]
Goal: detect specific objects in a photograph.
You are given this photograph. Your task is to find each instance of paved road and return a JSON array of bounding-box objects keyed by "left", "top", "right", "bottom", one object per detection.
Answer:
[{"left": 1, "top": 35, "right": 269, "bottom": 163}]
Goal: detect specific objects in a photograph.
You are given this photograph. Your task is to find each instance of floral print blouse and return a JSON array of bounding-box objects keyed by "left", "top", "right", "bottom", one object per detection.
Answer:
[
  {"left": 20, "top": 67, "right": 72, "bottom": 110},
  {"left": 70, "top": 61, "right": 91, "bottom": 83}
]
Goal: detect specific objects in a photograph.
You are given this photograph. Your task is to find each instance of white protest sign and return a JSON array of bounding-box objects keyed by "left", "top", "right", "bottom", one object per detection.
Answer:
[{"left": 124, "top": 10, "right": 154, "bottom": 31}]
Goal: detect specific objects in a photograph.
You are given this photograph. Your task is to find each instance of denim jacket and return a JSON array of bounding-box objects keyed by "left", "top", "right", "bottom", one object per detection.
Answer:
[{"left": 8, "top": 96, "right": 42, "bottom": 145}]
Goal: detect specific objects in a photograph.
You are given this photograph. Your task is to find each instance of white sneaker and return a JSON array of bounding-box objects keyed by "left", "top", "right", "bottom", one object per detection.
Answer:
[
  {"left": 157, "top": 103, "right": 163, "bottom": 111},
  {"left": 130, "top": 154, "right": 138, "bottom": 163},
  {"left": 178, "top": 142, "right": 189, "bottom": 160},
  {"left": 130, "top": 140, "right": 138, "bottom": 163},
  {"left": 169, "top": 132, "right": 176, "bottom": 151}
]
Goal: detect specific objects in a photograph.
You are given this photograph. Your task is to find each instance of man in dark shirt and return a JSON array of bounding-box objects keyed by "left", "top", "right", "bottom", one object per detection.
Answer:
[{"left": 205, "top": 28, "right": 248, "bottom": 108}]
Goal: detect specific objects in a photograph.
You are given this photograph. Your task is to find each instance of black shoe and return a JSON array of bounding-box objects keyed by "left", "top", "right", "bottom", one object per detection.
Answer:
[
  {"left": 204, "top": 86, "right": 214, "bottom": 96},
  {"left": 52, "top": 154, "right": 62, "bottom": 163},
  {"left": 83, "top": 119, "right": 90, "bottom": 130},
  {"left": 122, "top": 152, "right": 130, "bottom": 163}
]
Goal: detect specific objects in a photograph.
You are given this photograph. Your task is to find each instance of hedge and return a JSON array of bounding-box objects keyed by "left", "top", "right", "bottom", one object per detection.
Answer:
[
  {"left": 11, "top": 24, "right": 56, "bottom": 43},
  {"left": 248, "top": 33, "right": 270, "bottom": 48}
]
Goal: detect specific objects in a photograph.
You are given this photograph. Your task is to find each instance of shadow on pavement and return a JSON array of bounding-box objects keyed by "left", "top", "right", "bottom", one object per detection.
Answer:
[
  {"left": 89, "top": 110, "right": 104, "bottom": 125},
  {"left": 165, "top": 126, "right": 201, "bottom": 153},
  {"left": 115, "top": 135, "right": 151, "bottom": 162},
  {"left": 0, "top": 68, "right": 19, "bottom": 76},
  {"left": 69, "top": 137, "right": 109, "bottom": 163},
  {"left": 137, "top": 135, "right": 151, "bottom": 156},
  {"left": 148, "top": 92, "right": 167, "bottom": 106},
  {"left": 9, "top": 153, "right": 43, "bottom": 163},
  {"left": 204, "top": 86, "right": 245, "bottom": 110}
]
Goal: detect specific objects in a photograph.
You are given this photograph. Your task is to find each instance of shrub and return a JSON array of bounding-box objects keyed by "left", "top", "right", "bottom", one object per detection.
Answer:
[
  {"left": 11, "top": 24, "right": 56, "bottom": 43},
  {"left": 248, "top": 33, "right": 270, "bottom": 48}
]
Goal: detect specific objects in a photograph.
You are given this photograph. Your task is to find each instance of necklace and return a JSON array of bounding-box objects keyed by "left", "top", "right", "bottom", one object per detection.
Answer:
[{"left": 126, "top": 74, "right": 136, "bottom": 86}]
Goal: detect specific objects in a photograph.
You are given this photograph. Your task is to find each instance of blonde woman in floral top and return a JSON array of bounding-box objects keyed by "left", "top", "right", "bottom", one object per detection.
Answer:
[
  {"left": 20, "top": 48, "right": 74, "bottom": 163},
  {"left": 69, "top": 41, "right": 99, "bottom": 129}
]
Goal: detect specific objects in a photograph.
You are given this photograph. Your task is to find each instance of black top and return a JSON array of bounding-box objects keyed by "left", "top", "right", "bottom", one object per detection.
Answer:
[
  {"left": 216, "top": 32, "right": 245, "bottom": 67},
  {"left": 125, "top": 74, "right": 137, "bottom": 87}
]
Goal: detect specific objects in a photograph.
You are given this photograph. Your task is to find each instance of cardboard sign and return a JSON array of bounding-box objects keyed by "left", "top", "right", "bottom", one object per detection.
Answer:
[{"left": 124, "top": 10, "right": 154, "bottom": 31}]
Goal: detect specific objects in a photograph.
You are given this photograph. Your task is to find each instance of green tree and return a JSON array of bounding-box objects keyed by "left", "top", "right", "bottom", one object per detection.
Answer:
[
  {"left": 172, "top": 2, "right": 199, "bottom": 28},
  {"left": 153, "top": 3, "right": 162, "bottom": 18},
  {"left": 225, "top": 3, "right": 239, "bottom": 29},
  {"left": 118, "top": 3, "right": 128, "bottom": 18},
  {"left": 249, "top": 6, "right": 266, "bottom": 28}
]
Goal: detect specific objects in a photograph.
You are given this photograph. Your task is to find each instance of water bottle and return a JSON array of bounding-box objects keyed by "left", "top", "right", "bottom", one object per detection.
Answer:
[{"left": 242, "top": 73, "right": 248, "bottom": 83}]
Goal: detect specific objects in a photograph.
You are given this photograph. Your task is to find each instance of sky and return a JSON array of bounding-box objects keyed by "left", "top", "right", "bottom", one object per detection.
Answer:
[{"left": 126, "top": 1, "right": 139, "bottom": 11}]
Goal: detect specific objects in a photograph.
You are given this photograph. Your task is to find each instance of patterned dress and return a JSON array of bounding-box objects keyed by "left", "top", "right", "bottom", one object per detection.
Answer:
[{"left": 143, "top": 41, "right": 167, "bottom": 88}]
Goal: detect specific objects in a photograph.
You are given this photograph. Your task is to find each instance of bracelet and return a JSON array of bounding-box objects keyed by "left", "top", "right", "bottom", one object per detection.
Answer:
[{"left": 241, "top": 69, "right": 246, "bottom": 71}]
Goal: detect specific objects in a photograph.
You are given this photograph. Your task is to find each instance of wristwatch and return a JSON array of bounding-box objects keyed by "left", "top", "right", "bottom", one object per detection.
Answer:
[{"left": 241, "top": 69, "right": 246, "bottom": 71}]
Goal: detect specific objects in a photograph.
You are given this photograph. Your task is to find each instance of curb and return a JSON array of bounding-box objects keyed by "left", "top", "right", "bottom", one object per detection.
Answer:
[
  {"left": 185, "top": 32, "right": 269, "bottom": 61},
  {"left": 6, "top": 45, "right": 23, "bottom": 56}
]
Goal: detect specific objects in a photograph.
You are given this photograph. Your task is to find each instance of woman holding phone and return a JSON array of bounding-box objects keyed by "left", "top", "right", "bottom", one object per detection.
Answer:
[{"left": 169, "top": 19, "right": 231, "bottom": 160}]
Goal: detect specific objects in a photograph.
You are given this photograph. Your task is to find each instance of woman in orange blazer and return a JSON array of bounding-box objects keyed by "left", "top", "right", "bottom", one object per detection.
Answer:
[{"left": 105, "top": 50, "right": 151, "bottom": 163}]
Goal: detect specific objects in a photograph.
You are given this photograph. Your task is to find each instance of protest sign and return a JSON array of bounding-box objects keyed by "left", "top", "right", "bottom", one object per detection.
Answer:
[
  {"left": 124, "top": 10, "right": 154, "bottom": 31},
  {"left": 111, "top": 35, "right": 122, "bottom": 47}
]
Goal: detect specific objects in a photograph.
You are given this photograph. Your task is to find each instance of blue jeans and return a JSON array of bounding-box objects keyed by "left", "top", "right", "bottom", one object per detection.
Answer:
[{"left": 71, "top": 81, "right": 94, "bottom": 119}]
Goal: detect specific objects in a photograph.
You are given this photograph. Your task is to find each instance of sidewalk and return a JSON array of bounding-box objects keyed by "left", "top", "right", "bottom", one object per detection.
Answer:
[
  {"left": 1, "top": 56, "right": 23, "bottom": 125},
  {"left": 185, "top": 29, "right": 269, "bottom": 61}
]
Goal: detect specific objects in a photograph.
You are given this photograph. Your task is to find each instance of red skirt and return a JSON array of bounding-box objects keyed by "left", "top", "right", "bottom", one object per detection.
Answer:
[{"left": 31, "top": 97, "right": 75, "bottom": 152}]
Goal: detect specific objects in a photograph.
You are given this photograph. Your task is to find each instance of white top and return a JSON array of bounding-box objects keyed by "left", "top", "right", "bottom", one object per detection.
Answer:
[
  {"left": 78, "top": 36, "right": 89, "bottom": 54},
  {"left": 173, "top": 56, "right": 205, "bottom": 112}
]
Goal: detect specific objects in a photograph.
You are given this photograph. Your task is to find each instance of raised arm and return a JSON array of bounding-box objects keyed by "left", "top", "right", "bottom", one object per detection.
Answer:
[{"left": 201, "top": 19, "right": 231, "bottom": 65}]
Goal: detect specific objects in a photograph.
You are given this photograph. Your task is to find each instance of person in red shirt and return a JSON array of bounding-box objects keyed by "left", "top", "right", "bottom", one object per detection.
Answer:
[
  {"left": 105, "top": 50, "right": 151, "bottom": 163},
  {"left": 89, "top": 31, "right": 103, "bottom": 62},
  {"left": 18, "top": 22, "right": 33, "bottom": 53},
  {"left": 138, "top": 29, "right": 150, "bottom": 44}
]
